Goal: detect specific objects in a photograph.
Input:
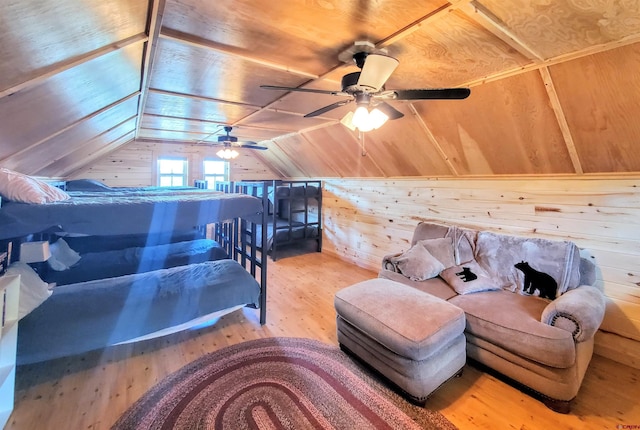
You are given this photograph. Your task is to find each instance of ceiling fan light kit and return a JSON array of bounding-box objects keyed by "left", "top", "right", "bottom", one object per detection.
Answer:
[
  {"left": 216, "top": 148, "right": 239, "bottom": 160},
  {"left": 347, "top": 106, "right": 388, "bottom": 132},
  {"left": 205, "top": 126, "right": 267, "bottom": 160}
]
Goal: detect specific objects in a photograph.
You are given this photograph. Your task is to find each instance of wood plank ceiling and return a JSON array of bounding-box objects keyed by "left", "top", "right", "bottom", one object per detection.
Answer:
[{"left": 1, "top": 0, "right": 639, "bottom": 178}]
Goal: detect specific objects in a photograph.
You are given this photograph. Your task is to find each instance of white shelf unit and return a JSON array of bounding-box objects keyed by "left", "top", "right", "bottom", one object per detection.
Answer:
[{"left": 0, "top": 274, "right": 19, "bottom": 429}]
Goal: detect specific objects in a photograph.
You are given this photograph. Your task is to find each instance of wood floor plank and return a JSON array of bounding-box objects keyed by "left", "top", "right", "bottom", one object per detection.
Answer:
[{"left": 8, "top": 249, "right": 640, "bottom": 429}]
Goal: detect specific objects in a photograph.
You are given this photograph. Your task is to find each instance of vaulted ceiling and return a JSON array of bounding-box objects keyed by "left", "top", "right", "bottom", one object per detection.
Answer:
[{"left": 1, "top": 0, "right": 640, "bottom": 178}]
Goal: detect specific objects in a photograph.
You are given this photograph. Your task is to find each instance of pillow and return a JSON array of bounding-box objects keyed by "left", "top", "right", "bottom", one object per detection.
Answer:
[
  {"left": 64, "top": 179, "right": 112, "bottom": 191},
  {"left": 417, "top": 237, "right": 455, "bottom": 268},
  {"left": 47, "top": 238, "right": 81, "bottom": 271},
  {"left": 0, "top": 168, "right": 70, "bottom": 204},
  {"left": 6, "top": 262, "right": 53, "bottom": 319},
  {"left": 393, "top": 244, "right": 445, "bottom": 281},
  {"left": 440, "top": 260, "right": 499, "bottom": 295}
]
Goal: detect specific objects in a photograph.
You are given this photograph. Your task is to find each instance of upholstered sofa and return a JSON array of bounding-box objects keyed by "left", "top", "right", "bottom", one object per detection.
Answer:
[{"left": 379, "top": 221, "right": 606, "bottom": 413}]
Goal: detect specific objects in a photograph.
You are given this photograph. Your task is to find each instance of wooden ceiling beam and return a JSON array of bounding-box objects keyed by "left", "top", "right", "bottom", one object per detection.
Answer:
[
  {"left": 135, "top": 0, "right": 168, "bottom": 139},
  {"left": 139, "top": 126, "right": 210, "bottom": 136},
  {"left": 267, "top": 137, "right": 310, "bottom": 177},
  {"left": 454, "top": 1, "right": 543, "bottom": 62},
  {"left": 148, "top": 88, "right": 262, "bottom": 109},
  {"left": 35, "top": 115, "right": 137, "bottom": 174},
  {"left": 408, "top": 103, "right": 459, "bottom": 176},
  {"left": 62, "top": 131, "right": 136, "bottom": 178},
  {"left": 376, "top": 0, "right": 470, "bottom": 48},
  {"left": 159, "top": 28, "right": 319, "bottom": 80},
  {"left": 298, "top": 132, "right": 342, "bottom": 177},
  {"left": 0, "top": 33, "right": 148, "bottom": 100},
  {"left": 539, "top": 67, "right": 583, "bottom": 174},
  {"left": 144, "top": 113, "right": 291, "bottom": 134},
  {"left": 461, "top": 34, "right": 640, "bottom": 88},
  {"left": 248, "top": 141, "right": 289, "bottom": 178},
  {"left": 0, "top": 92, "right": 141, "bottom": 165}
]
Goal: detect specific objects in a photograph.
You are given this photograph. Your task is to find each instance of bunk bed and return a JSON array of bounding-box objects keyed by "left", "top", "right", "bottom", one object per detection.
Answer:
[
  {"left": 0, "top": 173, "right": 269, "bottom": 363},
  {"left": 215, "top": 180, "right": 322, "bottom": 261},
  {"left": 40, "top": 237, "right": 229, "bottom": 286},
  {"left": 0, "top": 187, "right": 262, "bottom": 240}
]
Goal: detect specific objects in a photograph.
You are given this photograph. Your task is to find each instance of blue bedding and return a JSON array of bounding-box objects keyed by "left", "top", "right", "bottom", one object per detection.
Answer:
[
  {"left": 0, "top": 189, "right": 263, "bottom": 240},
  {"left": 59, "top": 230, "right": 206, "bottom": 253},
  {"left": 42, "top": 239, "right": 228, "bottom": 286},
  {"left": 18, "top": 259, "right": 261, "bottom": 364}
]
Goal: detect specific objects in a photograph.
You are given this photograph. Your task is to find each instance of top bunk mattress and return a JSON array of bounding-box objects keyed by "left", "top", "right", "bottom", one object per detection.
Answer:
[{"left": 0, "top": 189, "right": 263, "bottom": 240}]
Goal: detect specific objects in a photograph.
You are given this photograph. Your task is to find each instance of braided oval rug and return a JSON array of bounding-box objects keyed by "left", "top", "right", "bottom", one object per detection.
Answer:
[{"left": 112, "top": 337, "right": 456, "bottom": 430}]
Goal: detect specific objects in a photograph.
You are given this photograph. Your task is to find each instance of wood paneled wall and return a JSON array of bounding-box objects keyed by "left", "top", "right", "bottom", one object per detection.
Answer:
[
  {"left": 320, "top": 176, "right": 640, "bottom": 369},
  {"left": 70, "top": 150, "right": 640, "bottom": 369},
  {"left": 70, "top": 140, "right": 280, "bottom": 185}
]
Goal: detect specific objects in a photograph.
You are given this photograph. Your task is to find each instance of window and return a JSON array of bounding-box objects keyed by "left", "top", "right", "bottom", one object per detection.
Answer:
[
  {"left": 158, "top": 157, "right": 187, "bottom": 187},
  {"left": 203, "top": 160, "right": 228, "bottom": 189}
]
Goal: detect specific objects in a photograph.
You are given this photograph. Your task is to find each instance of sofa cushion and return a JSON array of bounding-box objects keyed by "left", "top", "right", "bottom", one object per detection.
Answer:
[
  {"left": 389, "top": 243, "right": 445, "bottom": 281},
  {"left": 449, "top": 290, "right": 576, "bottom": 368},
  {"left": 378, "top": 269, "right": 458, "bottom": 300},
  {"left": 440, "top": 260, "right": 499, "bottom": 295},
  {"left": 378, "top": 269, "right": 457, "bottom": 300}
]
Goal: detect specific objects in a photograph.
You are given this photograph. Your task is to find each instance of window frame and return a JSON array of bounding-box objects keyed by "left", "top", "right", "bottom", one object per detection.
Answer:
[
  {"left": 202, "top": 159, "right": 229, "bottom": 189},
  {"left": 157, "top": 157, "right": 188, "bottom": 187}
]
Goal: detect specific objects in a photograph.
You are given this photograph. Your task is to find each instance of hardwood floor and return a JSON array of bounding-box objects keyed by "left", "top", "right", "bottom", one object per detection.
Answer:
[{"left": 8, "top": 250, "right": 640, "bottom": 429}]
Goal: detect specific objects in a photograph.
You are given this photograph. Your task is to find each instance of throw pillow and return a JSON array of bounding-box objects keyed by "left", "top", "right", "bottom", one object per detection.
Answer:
[
  {"left": 6, "top": 262, "right": 53, "bottom": 319},
  {"left": 47, "top": 238, "right": 82, "bottom": 271},
  {"left": 393, "top": 244, "right": 445, "bottom": 281},
  {"left": 417, "top": 237, "right": 456, "bottom": 268},
  {"left": 440, "top": 260, "right": 499, "bottom": 295},
  {"left": 0, "top": 168, "right": 70, "bottom": 204}
]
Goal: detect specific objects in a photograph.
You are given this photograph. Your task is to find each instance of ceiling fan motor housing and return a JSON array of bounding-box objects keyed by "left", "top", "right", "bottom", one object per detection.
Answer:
[
  {"left": 341, "top": 72, "right": 362, "bottom": 93},
  {"left": 218, "top": 135, "right": 238, "bottom": 143}
]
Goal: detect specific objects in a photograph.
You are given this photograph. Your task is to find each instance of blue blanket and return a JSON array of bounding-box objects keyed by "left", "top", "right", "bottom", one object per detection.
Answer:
[
  {"left": 18, "top": 259, "right": 260, "bottom": 364},
  {"left": 42, "top": 239, "right": 228, "bottom": 286}
]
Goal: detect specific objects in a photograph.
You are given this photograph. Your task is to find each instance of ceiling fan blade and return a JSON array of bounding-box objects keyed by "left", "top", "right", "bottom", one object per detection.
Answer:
[
  {"left": 304, "top": 99, "right": 352, "bottom": 118},
  {"left": 375, "top": 102, "right": 404, "bottom": 120},
  {"left": 260, "top": 85, "right": 347, "bottom": 96},
  {"left": 357, "top": 54, "right": 399, "bottom": 92},
  {"left": 390, "top": 88, "right": 471, "bottom": 100},
  {"left": 238, "top": 143, "right": 267, "bottom": 150}
]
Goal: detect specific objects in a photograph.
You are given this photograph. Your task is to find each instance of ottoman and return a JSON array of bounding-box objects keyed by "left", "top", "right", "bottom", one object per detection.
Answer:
[{"left": 334, "top": 278, "right": 466, "bottom": 403}]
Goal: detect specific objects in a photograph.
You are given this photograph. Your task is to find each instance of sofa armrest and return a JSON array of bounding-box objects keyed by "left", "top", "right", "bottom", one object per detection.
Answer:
[
  {"left": 381, "top": 252, "right": 403, "bottom": 272},
  {"left": 541, "top": 285, "right": 606, "bottom": 342}
]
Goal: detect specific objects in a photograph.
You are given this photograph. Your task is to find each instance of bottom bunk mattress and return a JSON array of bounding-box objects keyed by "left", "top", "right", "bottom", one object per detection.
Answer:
[
  {"left": 18, "top": 259, "right": 261, "bottom": 364},
  {"left": 59, "top": 229, "right": 206, "bottom": 253},
  {"left": 43, "top": 239, "right": 228, "bottom": 286},
  {"left": 251, "top": 220, "right": 320, "bottom": 251}
]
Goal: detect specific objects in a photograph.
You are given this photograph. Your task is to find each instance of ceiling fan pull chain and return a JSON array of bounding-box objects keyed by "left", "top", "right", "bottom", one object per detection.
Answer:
[{"left": 359, "top": 130, "right": 367, "bottom": 156}]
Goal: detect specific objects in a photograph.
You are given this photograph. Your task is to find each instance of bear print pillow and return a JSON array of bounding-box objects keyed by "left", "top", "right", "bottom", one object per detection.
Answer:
[{"left": 440, "top": 260, "right": 499, "bottom": 295}]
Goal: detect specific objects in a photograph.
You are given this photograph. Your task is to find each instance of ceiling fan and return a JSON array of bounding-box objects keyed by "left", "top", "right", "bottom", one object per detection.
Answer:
[
  {"left": 261, "top": 41, "right": 470, "bottom": 132},
  {"left": 207, "top": 126, "right": 267, "bottom": 159}
]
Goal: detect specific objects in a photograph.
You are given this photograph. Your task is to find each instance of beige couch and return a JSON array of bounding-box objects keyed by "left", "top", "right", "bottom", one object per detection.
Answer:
[{"left": 379, "top": 221, "right": 606, "bottom": 413}]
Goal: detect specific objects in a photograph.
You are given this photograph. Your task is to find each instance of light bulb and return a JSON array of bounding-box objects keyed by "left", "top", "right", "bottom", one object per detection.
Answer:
[
  {"left": 369, "top": 108, "right": 389, "bottom": 129},
  {"left": 352, "top": 106, "right": 373, "bottom": 132},
  {"left": 340, "top": 111, "right": 356, "bottom": 131},
  {"left": 217, "top": 148, "right": 239, "bottom": 159}
]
